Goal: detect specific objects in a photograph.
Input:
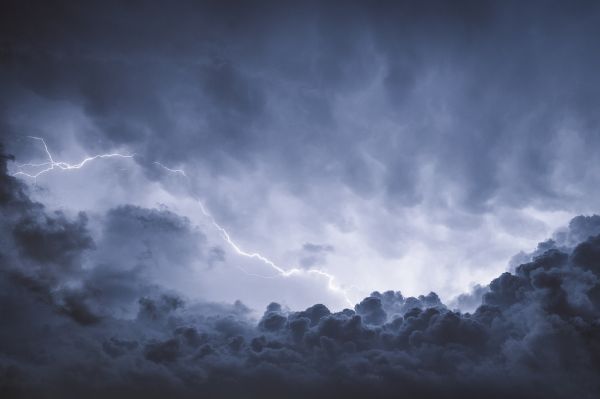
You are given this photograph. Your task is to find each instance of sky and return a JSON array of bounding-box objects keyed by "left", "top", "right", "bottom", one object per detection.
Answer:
[
  {"left": 4, "top": 0, "right": 600, "bottom": 311},
  {"left": 2, "top": 1, "right": 600, "bottom": 398}
]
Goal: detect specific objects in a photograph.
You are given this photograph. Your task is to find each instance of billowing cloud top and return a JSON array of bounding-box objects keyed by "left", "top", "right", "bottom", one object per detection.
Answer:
[{"left": 2, "top": 144, "right": 600, "bottom": 397}]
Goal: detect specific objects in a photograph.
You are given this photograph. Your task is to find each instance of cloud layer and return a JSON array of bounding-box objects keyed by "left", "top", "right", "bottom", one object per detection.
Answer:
[
  {"left": 4, "top": 0, "right": 600, "bottom": 305},
  {"left": 3, "top": 2, "right": 600, "bottom": 397},
  {"left": 1, "top": 148, "right": 600, "bottom": 398}
]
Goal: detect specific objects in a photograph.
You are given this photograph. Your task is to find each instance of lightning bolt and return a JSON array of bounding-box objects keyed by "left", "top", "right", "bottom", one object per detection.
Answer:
[
  {"left": 12, "top": 136, "right": 135, "bottom": 179},
  {"left": 154, "top": 163, "right": 354, "bottom": 306},
  {"left": 13, "top": 137, "right": 354, "bottom": 306},
  {"left": 153, "top": 162, "right": 187, "bottom": 177}
]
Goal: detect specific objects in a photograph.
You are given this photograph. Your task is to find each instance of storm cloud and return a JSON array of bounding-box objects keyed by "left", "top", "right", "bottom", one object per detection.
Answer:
[
  {"left": 3, "top": 0, "right": 600, "bottom": 306},
  {"left": 2, "top": 141, "right": 600, "bottom": 398},
  {"left": 3, "top": 0, "right": 600, "bottom": 209},
  {"left": 2, "top": 1, "right": 600, "bottom": 398}
]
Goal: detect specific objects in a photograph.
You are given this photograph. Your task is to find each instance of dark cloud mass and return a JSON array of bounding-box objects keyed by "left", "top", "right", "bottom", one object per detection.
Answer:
[
  {"left": 2, "top": 1, "right": 600, "bottom": 398},
  {"left": 3, "top": 0, "right": 600, "bottom": 212},
  {"left": 1, "top": 147, "right": 600, "bottom": 398}
]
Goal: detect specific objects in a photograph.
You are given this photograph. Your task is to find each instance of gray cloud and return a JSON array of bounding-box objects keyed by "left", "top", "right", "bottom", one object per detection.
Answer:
[
  {"left": 1, "top": 144, "right": 600, "bottom": 398},
  {"left": 4, "top": 0, "right": 600, "bottom": 214},
  {"left": 4, "top": 1, "right": 600, "bottom": 303},
  {"left": 3, "top": 2, "right": 600, "bottom": 397},
  {"left": 299, "top": 242, "right": 334, "bottom": 268}
]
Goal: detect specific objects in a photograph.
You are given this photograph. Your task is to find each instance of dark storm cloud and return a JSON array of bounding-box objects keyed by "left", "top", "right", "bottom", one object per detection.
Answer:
[
  {"left": 3, "top": 0, "right": 600, "bottom": 216},
  {"left": 99, "top": 204, "right": 208, "bottom": 270},
  {"left": 509, "top": 215, "right": 600, "bottom": 272},
  {"left": 555, "top": 215, "right": 600, "bottom": 247},
  {"left": 2, "top": 147, "right": 600, "bottom": 398},
  {"left": 0, "top": 143, "right": 217, "bottom": 323},
  {"left": 13, "top": 211, "right": 93, "bottom": 269},
  {"left": 449, "top": 284, "right": 490, "bottom": 313},
  {"left": 3, "top": 1, "right": 600, "bottom": 398}
]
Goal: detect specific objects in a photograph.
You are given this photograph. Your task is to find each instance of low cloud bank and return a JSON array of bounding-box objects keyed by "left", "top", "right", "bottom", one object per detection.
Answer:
[{"left": 1, "top": 148, "right": 599, "bottom": 398}]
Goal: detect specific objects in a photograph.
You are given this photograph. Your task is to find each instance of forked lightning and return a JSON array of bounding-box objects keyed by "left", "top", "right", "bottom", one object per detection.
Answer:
[{"left": 13, "top": 137, "right": 353, "bottom": 306}]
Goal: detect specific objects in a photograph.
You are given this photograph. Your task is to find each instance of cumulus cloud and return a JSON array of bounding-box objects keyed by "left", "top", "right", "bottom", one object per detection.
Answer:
[
  {"left": 3, "top": 1, "right": 600, "bottom": 397},
  {"left": 1, "top": 148, "right": 600, "bottom": 398}
]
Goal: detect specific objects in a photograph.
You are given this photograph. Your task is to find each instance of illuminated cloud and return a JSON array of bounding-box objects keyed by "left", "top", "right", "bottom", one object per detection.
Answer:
[{"left": 3, "top": 1, "right": 600, "bottom": 397}]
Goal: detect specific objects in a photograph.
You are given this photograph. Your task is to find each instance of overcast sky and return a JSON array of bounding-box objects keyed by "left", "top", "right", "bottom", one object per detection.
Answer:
[
  {"left": 3, "top": 0, "right": 600, "bottom": 312},
  {"left": 4, "top": 2, "right": 600, "bottom": 398}
]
